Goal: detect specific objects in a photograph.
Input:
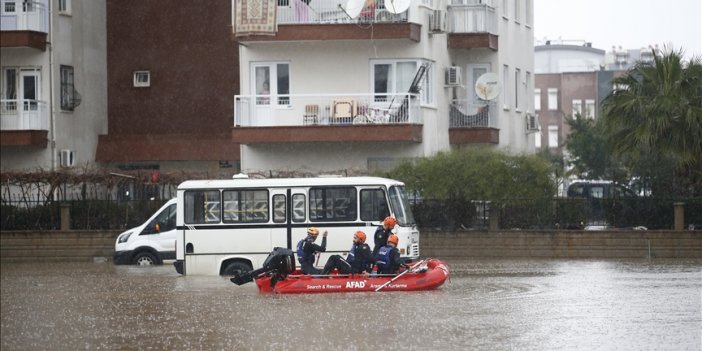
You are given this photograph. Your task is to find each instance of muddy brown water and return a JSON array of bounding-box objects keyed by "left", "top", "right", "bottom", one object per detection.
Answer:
[{"left": 1, "top": 259, "right": 700, "bottom": 350}]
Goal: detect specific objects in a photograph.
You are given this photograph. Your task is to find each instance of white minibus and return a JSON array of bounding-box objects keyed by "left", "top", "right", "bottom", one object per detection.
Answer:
[{"left": 173, "top": 176, "right": 419, "bottom": 275}]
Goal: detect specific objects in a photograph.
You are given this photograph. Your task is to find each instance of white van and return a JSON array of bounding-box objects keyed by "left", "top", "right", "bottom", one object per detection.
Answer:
[{"left": 113, "top": 198, "right": 178, "bottom": 265}]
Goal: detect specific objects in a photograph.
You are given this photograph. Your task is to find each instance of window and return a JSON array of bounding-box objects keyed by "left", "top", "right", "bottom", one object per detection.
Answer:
[
  {"left": 548, "top": 125, "right": 559, "bottom": 148},
  {"left": 360, "top": 189, "right": 390, "bottom": 222},
  {"left": 252, "top": 62, "right": 290, "bottom": 106},
  {"left": 144, "top": 204, "right": 176, "bottom": 235},
  {"left": 525, "top": 71, "right": 531, "bottom": 111},
  {"left": 371, "top": 60, "right": 433, "bottom": 106},
  {"left": 133, "top": 71, "right": 150, "bottom": 87},
  {"left": 502, "top": 0, "right": 509, "bottom": 19},
  {"left": 184, "top": 191, "right": 221, "bottom": 224},
  {"left": 309, "top": 187, "right": 357, "bottom": 221},
  {"left": 534, "top": 132, "right": 541, "bottom": 148},
  {"left": 585, "top": 99, "right": 595, "bottom": 119},
  {"left": 534, "top": 88, "right": 541, "bottom": 110},
  {"left": 60, "top": 65, "right": 76, "bottom": 111},
  {"left": 503, "top": 65, "right": 510, "bottom": 110},
  {"left": 292, "top": 194, "right": 306, "bottom": 222},
  {"left": 2, "top": 68, "right": 17, "bottom": 111},
  {"left": 526, "top": 0, "right": 533, "bottom": 26},
  {"left": 3, "top": 1, "right": 16, "bottom": 13},
  {"left": 547, "top": 88, "right": 558, "bottom": 110},
  {"left": 572, "top": 99, "right": 582, "bottom": 117},
  {"left": 58, "top": 0, "right": 71, "bottom": 15},
  {"left": 514, "top": 68, "right": 520, "bottom": 110},
  {"left": 514, "top": 0, "right": 521, "bottom": 23},
  {"left": 222, "top": 189, "right": 269, "bottom": 223},
  {"left": 273, "top": 194, "right": 286, "bottom": 223}
]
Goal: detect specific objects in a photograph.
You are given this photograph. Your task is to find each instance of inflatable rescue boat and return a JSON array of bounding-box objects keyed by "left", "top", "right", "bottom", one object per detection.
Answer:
[{"left": 231, "top": 248, "right": 450, "bottom": 294}]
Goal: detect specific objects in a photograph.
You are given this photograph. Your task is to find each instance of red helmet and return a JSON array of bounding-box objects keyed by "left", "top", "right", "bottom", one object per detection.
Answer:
[
  {"left": 387, "top": 234, "right": 399, "bottom": 246},
  {"left": 383, "top": 216, "right": 397, "bottom": 228},
  {"left": 354, "top": 231, "right": 367, "bottom": 243}
]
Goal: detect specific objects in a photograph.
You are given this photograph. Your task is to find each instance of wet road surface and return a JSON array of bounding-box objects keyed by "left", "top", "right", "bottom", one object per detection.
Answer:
[{"left": 2, "top": 258, "right": 700, "bottom": 350}]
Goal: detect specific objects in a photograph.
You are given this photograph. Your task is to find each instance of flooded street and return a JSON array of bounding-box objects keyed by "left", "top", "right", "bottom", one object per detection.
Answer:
[{"left": 2, "top": 259, "right": 700, "bottom": 350}]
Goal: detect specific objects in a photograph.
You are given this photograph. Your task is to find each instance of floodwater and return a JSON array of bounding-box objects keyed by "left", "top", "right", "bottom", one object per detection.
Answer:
[{"left": 1, "top": 259, "right": 700, "bottom": 351}]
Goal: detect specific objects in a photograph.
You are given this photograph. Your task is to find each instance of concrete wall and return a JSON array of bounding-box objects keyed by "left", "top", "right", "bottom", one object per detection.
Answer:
[{"left": 2, "top": 230, "right": 700, "bottom": 263}]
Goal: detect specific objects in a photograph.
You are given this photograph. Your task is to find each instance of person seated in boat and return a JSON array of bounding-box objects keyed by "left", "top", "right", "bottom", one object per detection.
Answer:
[
  {"left": 297, "top": 227, "right": 327, "bottom": 275},
  {"left": 375, "top": 234, "right": 409, "bottom": 275},
  {"left": 372, "top": 216, "right": 397, "bottom": 257},
  {"left": 321, "top": 231, "right": 374, "bottom": 275}
]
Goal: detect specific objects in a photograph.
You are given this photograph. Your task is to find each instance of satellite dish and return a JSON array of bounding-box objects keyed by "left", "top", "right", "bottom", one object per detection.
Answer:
[
  {"left": 343, "top": 0, "right": 365, "bottom": 19},
  {"left": 474, "top": 72, "right": 501, "bottom": 101},
  {"left": 384, "top": 0, "right": 410, "bottom": 14}
]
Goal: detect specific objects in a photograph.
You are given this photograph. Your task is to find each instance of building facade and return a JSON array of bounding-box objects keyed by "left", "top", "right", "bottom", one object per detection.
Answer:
[
  {"left": 233, "top": 0, "right": 535, "bottom": 174},
  {"left": 1, "top": 0, "right": 107, "bottom": 171}
]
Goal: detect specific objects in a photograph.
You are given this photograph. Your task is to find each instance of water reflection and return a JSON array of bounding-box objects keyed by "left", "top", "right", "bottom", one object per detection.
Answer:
[{"left": 1, "top": 259, "right": 700, "bottom": 350}]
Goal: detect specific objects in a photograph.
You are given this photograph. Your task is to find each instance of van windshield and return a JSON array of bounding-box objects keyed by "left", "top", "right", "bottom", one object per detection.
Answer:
[{"left": 388, "top": 185, "right": 416, "bottom": 227}]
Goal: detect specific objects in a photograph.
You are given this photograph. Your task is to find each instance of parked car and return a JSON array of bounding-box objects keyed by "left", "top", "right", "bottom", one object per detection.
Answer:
[{"left": 113, "top": 198, "right": 177, "bottom": 265}]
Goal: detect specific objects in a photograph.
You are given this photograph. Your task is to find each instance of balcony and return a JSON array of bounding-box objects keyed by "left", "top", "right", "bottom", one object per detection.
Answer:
[
  {"left": 0, "top": 99, "right": 49, "bottom": 147},
  {"left": 232, "top": 93, "right": 423, "bottom": 144},
  {"left": 447, "top": 3, "right": 498, "bottom": 50},
  {"left": 0, "top": 1, "right": 48, "bottom": 51},
  {"left": 235, "top": 0, "right": 420, "bottom": 42},
  {"left": 448, "top": 100, "right": 499, "bottom": 145}
]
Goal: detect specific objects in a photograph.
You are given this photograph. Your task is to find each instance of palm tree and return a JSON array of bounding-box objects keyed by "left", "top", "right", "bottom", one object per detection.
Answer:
[{"left": 600, "top": 47, "right": 702, "bottom": 196}]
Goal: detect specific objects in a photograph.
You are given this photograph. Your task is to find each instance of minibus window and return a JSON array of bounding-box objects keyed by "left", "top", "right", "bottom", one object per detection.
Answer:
[
  {"left": 222, "top": 189, "right": 269, "bottom": 223},
  {"left": 309, "top": 187, "right": 357, "bottom": 221},
  {"left": 292, "top": 194, "right": 306, "bottom": 222},
  {"left": 184, "top": 190, "right": 221, "bottom": 224},
  {"left": 360, "top": 188, "right": 389, "bottom": 222},
  {"left": 273, "top": 194, "right": 286, "bottom": 223},
  {"left": 388, "top": 186, "right": 416, "bottom": 226}
]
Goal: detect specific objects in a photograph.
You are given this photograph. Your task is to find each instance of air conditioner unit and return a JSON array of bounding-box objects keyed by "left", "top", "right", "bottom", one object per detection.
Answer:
[
  {"left": 526, "top": 113, "right": 539, "bottom": 132},
  {"left": 445, "top": 66, "right": 461, "bottom": 86},
  {"left": 59, "top": 149, "right": 75, "bottom": 167},
  {"left": 429, "top": 10, "right": 445, "bottom": 33}
]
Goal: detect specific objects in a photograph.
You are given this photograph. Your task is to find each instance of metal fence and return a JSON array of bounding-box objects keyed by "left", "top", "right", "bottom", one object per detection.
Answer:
[{"left": 2, "top": 197, "right": 700, "bottom": 231}]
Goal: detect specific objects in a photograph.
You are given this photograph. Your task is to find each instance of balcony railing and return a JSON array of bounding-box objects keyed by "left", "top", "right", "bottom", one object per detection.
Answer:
[
  {"left": 234, "top": 93, "right": 422, "bottom": 127},
  {"left": 0, "top": 1, "right": 47, "bottom": 33},
  {"left": 276, "top": 0, "right": 408, "bottom": 25},
  {"left": 447, "top": 3, "right": 497, "bottom": 34},
  {"left": 1, "top": 99, "right": 49, "bottom": 130},
  {"left": 449, "top": 100, "right": 497, "bottom": 128}
]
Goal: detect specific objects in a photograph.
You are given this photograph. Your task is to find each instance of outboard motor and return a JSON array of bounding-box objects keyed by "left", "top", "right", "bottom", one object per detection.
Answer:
[{"left": 230, "top": 247, "right": 295, "bottom": 286}]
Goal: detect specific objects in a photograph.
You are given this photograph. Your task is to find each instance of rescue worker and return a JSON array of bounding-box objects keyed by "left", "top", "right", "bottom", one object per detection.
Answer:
[
  {"left": 372, "top": 216, "right": 397, "bottom": 257},
  {"left": 298, "top": 227, "right": 327, "bottom": 275},
  {"left": 322, "top": 231, "right": 374, "bottom": 275},
  {"left": 374, "top": 234, "right": 408, "bottom": 275}
]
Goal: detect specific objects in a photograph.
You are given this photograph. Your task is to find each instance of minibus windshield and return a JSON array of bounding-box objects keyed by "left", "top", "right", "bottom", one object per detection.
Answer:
[{"left": 388, "top": 185, "right": 416, "bottom": 227}]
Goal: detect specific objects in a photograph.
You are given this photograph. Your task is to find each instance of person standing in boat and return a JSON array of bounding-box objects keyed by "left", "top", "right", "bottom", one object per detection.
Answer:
[
  {"left": 372, "top": 216, "right": 397, "bottom": 257},
  {"left": 298, "top": 227, "right": 327, "bottom": 275},
  {"left": 375, "top": 234, "right": 408, "bottom": 275},
  {"left": 321, "top": 231, "right": 374, "bottom": 275}
]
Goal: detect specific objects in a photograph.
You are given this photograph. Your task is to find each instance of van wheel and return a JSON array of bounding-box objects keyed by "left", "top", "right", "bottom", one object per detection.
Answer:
[
  {"left": 133, "top": 252, "right": 159, "bottom": 266},
  {"left": 222, "top": 262, "right": 251, "bottom": 276}
]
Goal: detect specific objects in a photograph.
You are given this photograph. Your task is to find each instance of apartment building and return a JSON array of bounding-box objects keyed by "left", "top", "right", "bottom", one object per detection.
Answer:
[
  {"left": 233, "top": 0, "right": 535, "bottom": 173},
  {"left": 0, "top": 0, "right": 107, "bottom": 171}
]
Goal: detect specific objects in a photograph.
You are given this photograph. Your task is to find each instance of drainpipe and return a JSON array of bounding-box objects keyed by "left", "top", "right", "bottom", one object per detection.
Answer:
[{"left": 48, "top": 0, "right": 56, "bottom": 171}]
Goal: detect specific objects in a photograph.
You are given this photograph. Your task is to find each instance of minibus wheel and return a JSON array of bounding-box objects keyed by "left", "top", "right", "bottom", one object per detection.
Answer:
[
  {"left": 133, "top": 252, "right": 159, "bottom": 266},
  {"left": 222, "top": 261, "right": 252, "bottom": 276}
]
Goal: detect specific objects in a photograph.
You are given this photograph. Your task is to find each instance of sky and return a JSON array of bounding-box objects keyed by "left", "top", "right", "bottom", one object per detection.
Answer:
[{"left": 534, "top": 0, "right": 702, "bottom": 58}]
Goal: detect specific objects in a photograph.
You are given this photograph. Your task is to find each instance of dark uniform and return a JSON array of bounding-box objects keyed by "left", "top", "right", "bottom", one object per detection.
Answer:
[
  {"left": 322, "top": 243, "right": 374, "bottom": 275},
  {"left": 300, "top": 236, "right": 326, "bottom": 275},
  {"left": 372, "top": 225, "right": 393, "bottom": 257}
]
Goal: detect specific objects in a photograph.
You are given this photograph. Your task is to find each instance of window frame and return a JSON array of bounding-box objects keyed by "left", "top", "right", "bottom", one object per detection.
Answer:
[
  {"left": 534, "top": 88, "right": 541, "bottom": 111},
  {"left": 251, "top": 61, "right": 291, "bottom": 106},
  {"left": 370, "top": 59, "right": 434, "bottom": 107},
  {"left": 547, "top": 88, "right": 558, "bottom": 110},
  {"left": 133, "top": 70, "right": 150, "bottom": 88},
  {"left": 58, "top": 0, "right": 72, "bottom": 15},
  {"left": 60, "top": 65, "right": 75, "bottom": 111},
  {"left": 308, "top": 186, "right": 358, "bottom": 222}
]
